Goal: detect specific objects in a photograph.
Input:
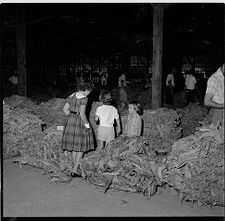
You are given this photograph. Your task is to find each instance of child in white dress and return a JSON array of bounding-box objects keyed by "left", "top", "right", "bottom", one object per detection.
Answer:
[{"left": 95, "top": 91, "right": 121, "bottom": 148}]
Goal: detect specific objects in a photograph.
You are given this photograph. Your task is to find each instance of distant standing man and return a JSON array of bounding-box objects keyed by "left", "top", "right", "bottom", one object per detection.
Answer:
[
  {"left": 118, "top": 73, "right": 128, "bottom": 107},
  {"left": 118, "top": 73, "right": 128, "bottom": 88},
  {"left": 8, "top": 71, "right": 18, "bottom": 95},
  {"left": 204, "top": 63, "right": 224, "bottom": 124},
  {"left": 100, "top": 70, "right": 108, "bottom": 88},
  {"left": 184, "top": 71, "right": 197, "bottom": 104},
  {"left": 165, "top": 69, "right": 175, "bottom": 105}
]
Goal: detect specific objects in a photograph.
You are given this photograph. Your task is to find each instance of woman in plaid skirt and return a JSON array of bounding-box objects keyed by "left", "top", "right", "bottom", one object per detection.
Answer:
[{"left": 62, "top": 82, "right": 94, "bottom": 178}]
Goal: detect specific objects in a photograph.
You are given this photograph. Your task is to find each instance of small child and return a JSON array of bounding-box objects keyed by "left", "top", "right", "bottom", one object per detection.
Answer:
[
  {"left": 124, "top": 101, "right": 143, "bottom": 137},
  {"left": 95, "top": 91, "right": 121, "bottom": 149}
]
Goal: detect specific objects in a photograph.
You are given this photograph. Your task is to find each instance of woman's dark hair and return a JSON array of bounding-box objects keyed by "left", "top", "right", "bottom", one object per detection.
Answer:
[
  {"left": 99, "top": 91, "right": 112, "bottom": 105},
  {"left": 76, "top": 82, "right": 94, "bottom": 92},
  {"left": 128, "top": 100, "right": 143, "bottom": 115}
]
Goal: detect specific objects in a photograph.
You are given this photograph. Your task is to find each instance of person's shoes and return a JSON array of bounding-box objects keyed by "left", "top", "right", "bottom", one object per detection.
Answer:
[{"left": 71, "top": 172, "right": 82, "bottom": 178}]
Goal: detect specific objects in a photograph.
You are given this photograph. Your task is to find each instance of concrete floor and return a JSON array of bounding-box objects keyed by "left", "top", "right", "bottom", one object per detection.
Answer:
[{"left": 3, "top": 159, "right": 224, "bottom": 217}]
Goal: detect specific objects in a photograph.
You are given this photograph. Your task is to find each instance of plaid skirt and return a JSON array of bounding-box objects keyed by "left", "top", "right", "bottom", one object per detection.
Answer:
[{"left": 62, "top": 113, "right": 94, "bottom": 152}]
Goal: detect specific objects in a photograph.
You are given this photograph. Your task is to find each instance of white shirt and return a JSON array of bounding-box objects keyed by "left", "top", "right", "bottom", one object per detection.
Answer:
[
  {"left": 96, "top": 105, "right": 119, "bottom": 127},
  {"left": 185, "top": 74, "right": 196, "bottom": 90},
  {"left": 206, "top": 68, "right": 224, "bottom": 104},
  {"left": 166, "top": 73, "right": 175, "bottom": 87}
]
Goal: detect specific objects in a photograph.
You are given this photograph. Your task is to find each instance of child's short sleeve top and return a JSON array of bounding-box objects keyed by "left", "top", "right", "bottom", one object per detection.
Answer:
[{"left": 96, "top": 105, "right": 119, "bottom": 127}]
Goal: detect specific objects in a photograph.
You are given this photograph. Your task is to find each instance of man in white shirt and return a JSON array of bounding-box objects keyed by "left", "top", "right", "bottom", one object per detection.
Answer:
[
  {"left": 184, "top": 71, "right": 197, "bottom": 104},
  {"left": 204, "top": 64, "right": 224, "bottom": 124}
]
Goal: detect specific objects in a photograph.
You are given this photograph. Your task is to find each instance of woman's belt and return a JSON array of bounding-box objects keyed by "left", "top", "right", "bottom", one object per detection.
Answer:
[{"left": 70, "top": 111, "right": 79, "bottom": 115}]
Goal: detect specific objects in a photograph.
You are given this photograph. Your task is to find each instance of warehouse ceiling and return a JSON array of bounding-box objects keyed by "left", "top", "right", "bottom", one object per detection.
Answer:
[{"left": 1, "top": 3, "right": 224, "bottom": 65}]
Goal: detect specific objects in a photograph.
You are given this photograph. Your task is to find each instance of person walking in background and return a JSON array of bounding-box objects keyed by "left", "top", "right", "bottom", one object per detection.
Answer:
[
  {"left": 165, "top": 68, "right": 175, "bottom": 105},
  {"left": 184, "top": 71, "right": 197, "bottom": 104},
  {"left": 100, "top": 71, "right": 108, "bottom": 88},
  {"left": 118, "top": 73, "right": 128, "bottom": 88},
  {"left": 8, "top": 71, "right": 18, "bottom": 95},
  {"left": 95, "top": 91, "right": 121, "bottom": 149},
  {"left": 204, "top": 63, "right": 224, "bottom": 124},
  {"left": 62, "top": 82, "right": 94, "bottom": 178},
  {"left": 119, "top": 86, "right": 128, "bottom": 108},
  {"left": 124, "top": 101, "right": 143, "bottom": 137}
]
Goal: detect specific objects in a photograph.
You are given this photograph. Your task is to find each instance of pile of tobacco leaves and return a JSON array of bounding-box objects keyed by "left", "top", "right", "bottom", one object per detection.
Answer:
[
  {"left": 80, "top": 135, "right": 166, "bottom": 198},
  {"left": 4, "top": 95, "right": 223, "bottom": 206},
  {"left": 161, "top": 122, "right": 224, "bottom": 206},
  {"left": 176, "top": 103, "right": 209, "bottom": 137}
]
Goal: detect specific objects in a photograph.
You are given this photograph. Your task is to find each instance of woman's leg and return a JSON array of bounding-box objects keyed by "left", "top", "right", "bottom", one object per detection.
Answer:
[
  {"left": 72, "top": 151, "right": 77, "bottom": 172},
  {"left": 72, "top": 151, "right": 83, "bottom": 174}
]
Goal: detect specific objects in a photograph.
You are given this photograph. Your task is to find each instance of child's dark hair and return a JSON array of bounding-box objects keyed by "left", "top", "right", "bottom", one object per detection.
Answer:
[
  {"left": 99, "top": 91, "right": 112, "bottom": 105},
  {"left": 129, "top": 101, "right": 143, "bottom": 115}
]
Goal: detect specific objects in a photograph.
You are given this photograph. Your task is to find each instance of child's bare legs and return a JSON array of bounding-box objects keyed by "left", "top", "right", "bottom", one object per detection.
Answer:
[
  {"left": 72, "top": 151, "right": 83, "bottom": 174},
  {"left": 105, "top": 142, "right": 109, "bottom": 148}
]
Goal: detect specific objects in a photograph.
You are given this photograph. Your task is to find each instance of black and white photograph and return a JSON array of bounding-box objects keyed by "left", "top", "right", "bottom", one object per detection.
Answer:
[{"left": 1, "top": 1, "right": 224, "bottom": 217}]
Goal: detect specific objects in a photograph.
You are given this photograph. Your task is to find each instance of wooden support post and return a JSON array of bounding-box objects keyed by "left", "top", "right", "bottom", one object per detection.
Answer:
[
  {"left": 16, "top": 7, "right": 27, "bottom": 96},
  {"left": 152, "top": 4, "right": 164, "bottom": 109}
]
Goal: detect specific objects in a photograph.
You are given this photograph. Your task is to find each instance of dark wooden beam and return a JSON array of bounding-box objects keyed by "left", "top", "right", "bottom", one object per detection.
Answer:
[
  {"left": 16, "top": 7, "right": 27, "bottom": 96},
  {"left": 152, "top": 4, "right": 164, "bottom": 109}
]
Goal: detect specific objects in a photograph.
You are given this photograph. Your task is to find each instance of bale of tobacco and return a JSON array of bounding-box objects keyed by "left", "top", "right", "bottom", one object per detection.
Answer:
[
  {"left": 80, "top": 135, "right": 167, "bottom": 198},
  {"left": 161, "top": 122, "right": 224, "bottom": 206},
  {"left": 137, "top": 88, "right": 152, "bottom": 109},
  {"left": 11, "top": 125, "right": 73, "bottom": 183},
  {"left": 4, "top": 95, "right": 67, "bottom": 128},
  {"left": 3, "top": 104, "right": 44, "bottom": 159},
  {"left": 176, "top": 103, "right": 209, "bottom": 137},
  {"left": 140, "top": 108, "right": 182, "bottom": 152},
  {"left": 38, "top": 98, "right": 67, "bottom": 127},
  {"left": 3, "top": 95, "right": 33, "bottom": 109}
]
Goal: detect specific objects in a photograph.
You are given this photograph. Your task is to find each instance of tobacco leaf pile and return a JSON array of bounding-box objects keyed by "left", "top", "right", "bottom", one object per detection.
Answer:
[
  {"left": 38, "top": 98, "right": 67, "bottom": 127},
  {"left": 13, "top": 126, "right": 73, "bottom": 183},
  {"left": 79, "top": 108, "right": 182, "bottom": 196},
  {"left": 161, "top": 122, "right": 224, "bottom": 206},
  {"left": 3, "top": 96, "right": 72, "bottom": 182},
  {"left": 4, "top": 95, "right": 67, "bottom": 128},
  {"left": 4, "top": 95, "right": 224, "bottom": 206},
  {"left": 3, "top": 104, "right": 44, "bottom": 159},
  {"left": 142, "top": 108, "right": 182, "bottom": 152},
  {"left": 176, "top": 103, "right": 209, "bottom": 137},
  {"left": 80, "top": 135, "right": 166, "bottom": 197},
  {"left": 137, "top": 88, "right": 152, "bottom": 109}
]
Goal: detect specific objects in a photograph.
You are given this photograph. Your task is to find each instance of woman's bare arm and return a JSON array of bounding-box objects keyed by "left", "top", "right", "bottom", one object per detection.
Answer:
[
  {"left": 204, "top": 93, "right": 224, "bottom": 109},
  {"left": 80, "top": 104, "right": 89, "bottom": 125}
]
